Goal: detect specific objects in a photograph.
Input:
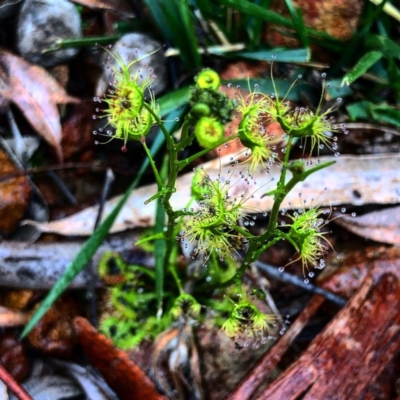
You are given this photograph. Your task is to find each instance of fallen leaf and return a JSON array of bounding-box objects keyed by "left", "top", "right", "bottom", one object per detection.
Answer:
[
  {"left": 0, "top": 50, "right": 79, "bottom": 161},
  {"left": 0, "top": 149, "right": 31, "bottom": 236},
  {"left": 0, "top": 307, "right": 28, "bottom": 328},
  {"left": 27, "top": 296, "right": 79, "bottom": 357},
  {"left": 73, "top": 317, "right": 167, "bottom": 400},
  {"left": 334, "top": 206, "right": 400, "bottom": 245},
  {"left": 25, "top": 153, "right": 400, "bottom": 236},
  {"left": 71, "top": 0, "right": 134, "bottom": 17},
  {"left": 0, "top": 333, "right": 29, "bottom": 381}
]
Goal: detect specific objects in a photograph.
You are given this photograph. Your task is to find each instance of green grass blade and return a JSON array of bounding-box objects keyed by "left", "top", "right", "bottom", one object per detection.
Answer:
[
  {"left": 234, "top": 48, "right": 310, "bottom": 63},
  {"left": 176, "top": 0, "right": 201, "bottom": 68},
  {"left": 341, "top": 51, "right": 383, "bottom": 86},
  {"left": 20, "top": 132, "right": 166, "bottom": 339},
  {"left": 366, "top": 34, "right": 400, "bottom": 60},
  {"left": 246, "top": 0, "right": 272, "bottom": 49},
  {"left": 142, "top": 0, "right": 174, "bottom": 41},
  {"left": 158, "top": 86, "right": 190, "bottom": 116},
  {"left": 218, "top": 0, "right": 341, "bottom": 47},
  {"left": 346, "top": 101, "right": 370, "bottom": 120},
  {"left": 369, "top": 103, "right": 400, "bottom": 127},
  {"left": 154, "top": 158, "right": 168, "bottom": 315},
  {"left": 284, "top": 0, "right": 309, "bottom": 47}
]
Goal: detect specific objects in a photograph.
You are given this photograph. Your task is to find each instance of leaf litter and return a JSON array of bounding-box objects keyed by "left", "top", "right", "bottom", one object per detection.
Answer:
[
  {"left": 24, "top": 153, "right": 400, "bottom": 236},
  {"left": 0, "top": 50, "right": 79, "bottom": 161}
]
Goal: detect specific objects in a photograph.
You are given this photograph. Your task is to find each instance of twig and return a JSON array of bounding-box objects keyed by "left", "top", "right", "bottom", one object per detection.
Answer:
[
  {"left": 0, "top": 162, "right": 109, "bottom": 182},
  {"left": 255, "top": 261, "right": 347, "bottom": 306},
  {"left": 0, "top": 363, "right": 33, "bottom": 400},
  {"left": 86, "top": 168, "right": 115, "bottom": 326},
  {"left": 46, "top": 170, "right": 78, "bottom": 205}
]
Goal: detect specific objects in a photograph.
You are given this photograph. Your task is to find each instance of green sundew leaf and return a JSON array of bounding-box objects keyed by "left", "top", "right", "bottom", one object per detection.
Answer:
[
  {"left": 346, "top": 101, "right": 372, "bottom": 121},
  {"left": 341, "top": 51, "right": 383, "bottom": 86},
  {"left": 234, "top": 48, "right": 310, "bottom": 63},
  {"left": 366, "top": 34, "right": 400, "bottom": 60},
  {"left": 135, "top": 232, "right": 165, "bottom": 246},
  {"left": 284, "top": 0, "right": 309, "bottom": 47},
  {"left": 369, "top": 103, "right": 400, "bottom": 127},
  {"left": 20, "top": 128, "right": 166, "bottom": 339},
  {"left": 158, "top": 86, "right": 190, "bottom": 116}
]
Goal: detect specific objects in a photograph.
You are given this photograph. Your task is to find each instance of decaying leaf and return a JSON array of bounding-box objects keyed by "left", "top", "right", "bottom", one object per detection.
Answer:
[
  {"left": 0, "top": 149, "right": 31, "bottom": 236},
  {"left": 0, "top": 306, "right": 28, "bottom": 328},
  {"left": 0, "top": 50, "right": 79, "bottom": 161},
  {"left": 24, "top": 154, "right": 400, "bottom": 236},
  {"left": 334, "top": 205, "right": 400, "bottom": 245},
  {"left": 70, "top": 0, "right": 134, "bottom": 17}
]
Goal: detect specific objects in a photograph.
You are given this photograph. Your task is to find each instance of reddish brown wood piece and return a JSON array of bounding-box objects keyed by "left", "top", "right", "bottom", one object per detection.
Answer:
[
  {"left": 0, "top": 362, "right": 33, "bottom": 400},
  {"left": 73, "top": 317, "right": 167, "bottom": 400},
  {"left": 255, "top": 273, "right": 400, "bottom": 400},
  {"left": 227, "top": 248, "right": 400, "bottom": 400}
]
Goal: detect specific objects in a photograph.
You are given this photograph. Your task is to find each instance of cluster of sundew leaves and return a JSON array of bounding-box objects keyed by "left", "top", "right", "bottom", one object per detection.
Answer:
[
  {"left": 234, "top": 85, "right": 285, "bottom": 171},
  {"left": 92, "top": 46, "right": 160, "bottom": 151},
  {"left": 282, "top": 206, "right": 333, "bottom": 279},
  {"left": 91, "top": 54, "right": 351, "bottom": 347},
  {"left": 230, "top": 71, "right": 348, "bottom": 170},
  {"left": 189, "top": 69, "right": 236, "bottom": 148},
  {"left": 98, "top": 251, "right": 172, "bottom": 349},
  {"left": 220, "top": 297, "right": 290, "bottom": 350},
  {"left": 179, "top": 160, "right": 270, "bottom": 262}
]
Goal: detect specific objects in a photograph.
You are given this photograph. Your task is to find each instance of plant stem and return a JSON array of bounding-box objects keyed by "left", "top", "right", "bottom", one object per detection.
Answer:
[{"left": 142, "top": 140, "right": 163, "bottom": 188}]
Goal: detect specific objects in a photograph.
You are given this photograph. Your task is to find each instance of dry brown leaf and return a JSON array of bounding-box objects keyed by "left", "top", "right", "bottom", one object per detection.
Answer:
[
  {"left": 334, "top": 206, "right": 400, "bottom": 245},
  {"left": 70, "top": 0, "right": 134, "bottom": 17},
  {"left": 0, "top": 149, "right": 31, "bottom": 235},
  {"left": 0, "top": 50, "right": 79, "bottom": 162},
  {"left": 24, "top": 154, "right": 400, "bottom": 236},
  {"left": 0, "top": 306, "right": 28, "bottom": 328}
]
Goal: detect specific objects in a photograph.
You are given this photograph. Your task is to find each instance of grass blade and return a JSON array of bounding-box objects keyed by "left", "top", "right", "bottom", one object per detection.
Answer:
[
  {"left": 234, "top": 48, "right": 310, "bottom": 63},
  {"left": 284, "top": 0, "right": 309, "bottom": 47},
  {"left": 341, "top": 51, "right": 383, "bottom": 86}
]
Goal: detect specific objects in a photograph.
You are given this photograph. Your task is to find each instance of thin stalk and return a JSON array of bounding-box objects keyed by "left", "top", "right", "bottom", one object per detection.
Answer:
[
  {"left": 177, "top": 134, "right": 239, "bottom": 171},
  {"left": 142, "top": 140, "right": 163, "bottom": 188},
  {"left": 143, "top": 102, "right": 175, "bottom": 150}
]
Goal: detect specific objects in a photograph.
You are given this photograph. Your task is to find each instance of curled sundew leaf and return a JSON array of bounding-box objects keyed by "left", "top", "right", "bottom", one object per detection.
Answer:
[
  {"left": 0, "top": 50, "right": 79, "bottom": 161},
  {"left": 23, "top": 154, "right": 400, "bottom": 236}
]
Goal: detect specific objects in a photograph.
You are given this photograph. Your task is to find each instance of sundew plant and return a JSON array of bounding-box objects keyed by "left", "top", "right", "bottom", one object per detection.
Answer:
[{"left": 95, "top": 50, "right": 345, "bottom": 349}]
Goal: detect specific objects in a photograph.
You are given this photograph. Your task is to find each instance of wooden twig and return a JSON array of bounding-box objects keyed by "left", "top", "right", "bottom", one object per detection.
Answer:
[{"left": 0, "top": 363, "right": 33, "bottom": 400}]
